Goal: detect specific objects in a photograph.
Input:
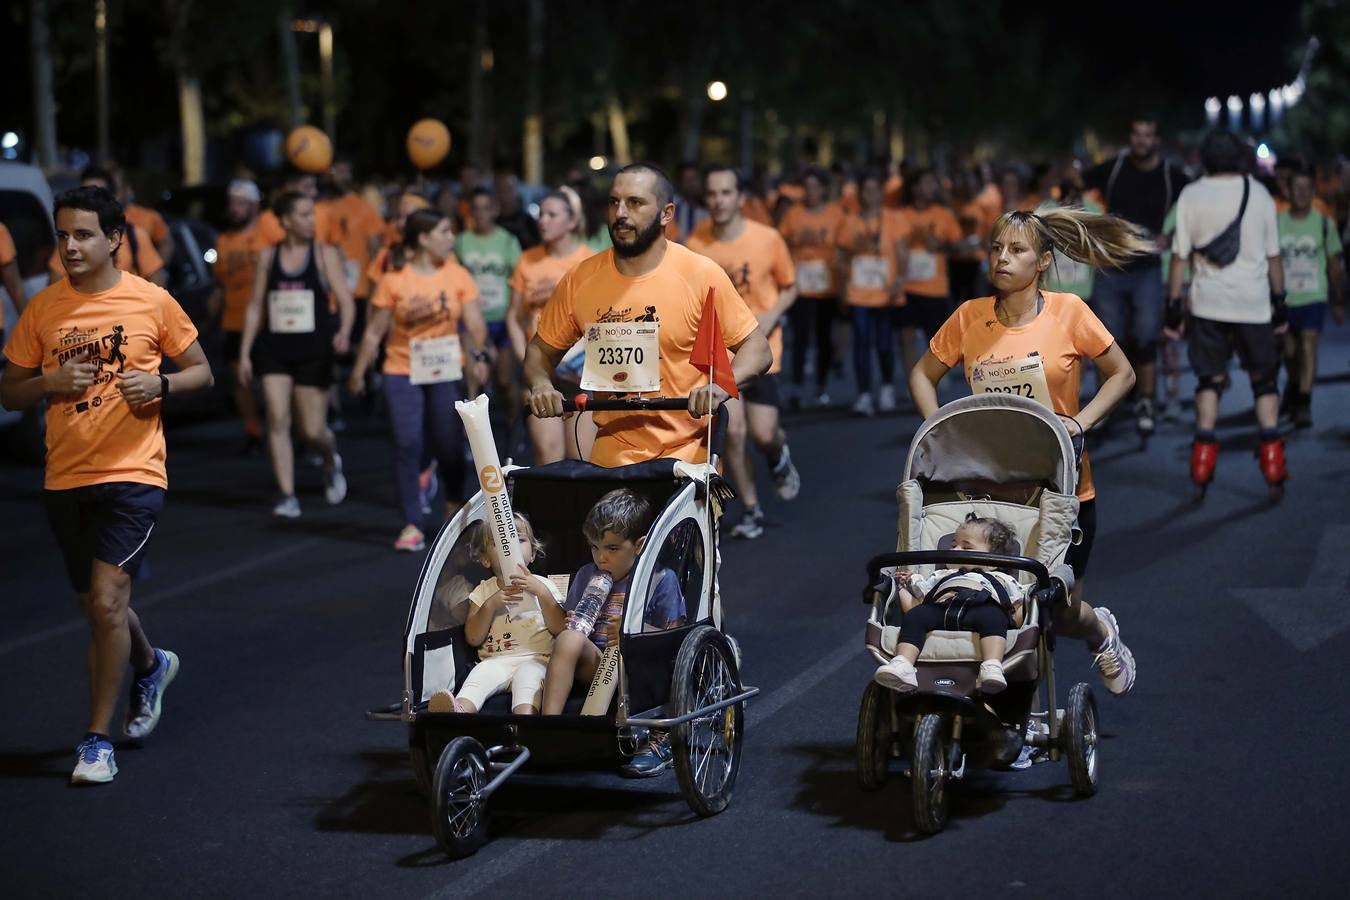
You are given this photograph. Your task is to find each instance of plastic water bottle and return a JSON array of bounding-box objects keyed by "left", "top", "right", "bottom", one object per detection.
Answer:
[{"left": 567, "top": 571, "right": 613, "bottom": 636}]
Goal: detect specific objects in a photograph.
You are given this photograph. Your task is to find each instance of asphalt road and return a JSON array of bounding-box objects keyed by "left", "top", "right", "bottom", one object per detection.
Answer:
[{"left": 3, "top": 328, "right": 1350, "bottom": 898}]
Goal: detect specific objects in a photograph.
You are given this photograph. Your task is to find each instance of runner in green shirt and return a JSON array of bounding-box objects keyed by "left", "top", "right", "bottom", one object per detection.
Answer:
[
  {"left": 456, "top": 187, "right": 523, "bottom": 419},
  {"left": 1277, "top": 168, "right": 1344, "bottom": 427}
]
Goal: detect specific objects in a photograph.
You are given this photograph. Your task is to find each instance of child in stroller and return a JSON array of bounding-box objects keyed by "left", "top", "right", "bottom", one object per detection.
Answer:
[
  {"left": 428, "top": 512, "right": 566, "bottom": 714},
  {"left": 873, "top": 514, "right": 1028, "bottom": 695}
]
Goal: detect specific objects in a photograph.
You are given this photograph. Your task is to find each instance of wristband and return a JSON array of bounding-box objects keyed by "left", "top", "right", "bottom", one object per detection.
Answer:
[
  {"left": 470, "top": 350, "right": 490, "bottom": 364},
  {"left": 159, "top": 374, "right": 169, "bottom": 398}
]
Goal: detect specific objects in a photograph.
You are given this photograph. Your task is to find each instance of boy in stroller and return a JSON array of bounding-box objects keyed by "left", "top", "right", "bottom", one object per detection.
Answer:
[{"left": 873, "top": 514, "right": 1028, "bottom": 695}]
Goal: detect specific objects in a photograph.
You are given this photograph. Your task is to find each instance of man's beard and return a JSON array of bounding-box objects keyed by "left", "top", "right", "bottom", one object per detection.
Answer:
[{"left": 610, "top": 214, "right": 664, "bottom": 258}]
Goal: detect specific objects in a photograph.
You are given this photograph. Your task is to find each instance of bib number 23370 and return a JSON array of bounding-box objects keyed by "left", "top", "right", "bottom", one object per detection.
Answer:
[
  {"left": 969, "top": 352, "right": 1052, "bottom": 409},
  {"left": 581, "top": 322, "right": 660, "bottom": 392}
]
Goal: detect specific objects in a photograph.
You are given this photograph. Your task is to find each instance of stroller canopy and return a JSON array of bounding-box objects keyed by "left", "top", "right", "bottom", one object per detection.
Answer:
[{"left": 904, "top": 394, "right": 1078, "bottom": 495}]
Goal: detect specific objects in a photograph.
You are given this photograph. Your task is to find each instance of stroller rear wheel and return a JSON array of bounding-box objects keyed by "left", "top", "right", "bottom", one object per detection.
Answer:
[
  {"left": 671, "top": 626, "right": 744, "bottom": 817},
  {"left": 911, "top": 713, "right": 952, "bottom": 835},
  {"left": 431, "top": 736, "right": 491, "bottom": 859},
  {"left": 856, "top": 681, "right": 894, "bottom": 791},
  {"left": 1065, "top": 683, "right": 1099, "bottom": 796}
]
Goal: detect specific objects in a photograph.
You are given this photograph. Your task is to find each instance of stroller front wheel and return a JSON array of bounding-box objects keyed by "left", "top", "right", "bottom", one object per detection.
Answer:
[
  {"left": 856, "top": 681, "right": 893, "bottom": 791},
  {"left": 1065, "top": 683, "right": 1100, "bottom": 796},
  {"left": 911, "top": 713, "right": 952, "bottom": 835},
  {"left": 431, "top": 736, "right": 491, "bottom": 859}
]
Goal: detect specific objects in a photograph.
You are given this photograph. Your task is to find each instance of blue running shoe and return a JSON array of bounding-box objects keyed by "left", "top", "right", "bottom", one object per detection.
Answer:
[
  {"left": 619, "top": 730, "right": 673, "bottom": 778},
  {"left": 124, "top": 649, "right": 180, "bottom": 739},
  {"left": 71, "top": 735, "right": 117, "bottom": 785}
]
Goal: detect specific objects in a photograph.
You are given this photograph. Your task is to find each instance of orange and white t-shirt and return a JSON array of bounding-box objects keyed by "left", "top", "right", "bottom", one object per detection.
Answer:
[
  {"left": 927, "top": 291, "right": 1114, "bottom": 501},
  {"left": 320, "top": 192, "right": 385, "bottom": 296},
  {"left": 508, "top": 243, "right": 592, "bottom": 341},
  {"left": 779, "top": 202, "right": 845, "bottom": 298},
  {"left": 49, "top": 223, "right": 164, "bottom": 281},
  {"left": 4, "top": 273, "right": 199, "bottom": 491},
  {"left": 0, "top": 223, "right": 15, "bottom": 332},
  {"left": 835, "top": 211, "right": 911, "bottom": 308},
  {"left": 898, "top": 204, "right": 963, "bottom": 298},
  {"left": 535, "top": 243, "right": 759, "bottom": 467},
  {"left": 371, "top": 262, "right": 479, "bottom": 376},
  {"left": 686, "top": 219, "right": 794, "bottom": 373},
  {"left": 213, "top": 223, "right": 265, "bottom": 332},
  {"left": 125, "top": 204, "right": 170, "bottom": 246}
]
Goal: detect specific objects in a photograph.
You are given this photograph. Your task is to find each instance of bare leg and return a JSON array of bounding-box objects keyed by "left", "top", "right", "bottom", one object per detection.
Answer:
[
  {"left": 540, "top": 630, "right": 601, "bottom": 714},
  {"left": 81, "top": 561, "right": 138, "bottom": 735},
  {"left": 1195, "top": 388, "right": 1220, "bottom": 432},
  {"left": 746, "top": 401, "right": 786, "bottom": 464},
  {"left": 979, "top": 634, "right": 1007, "bottom": 662},
  {"left": 1136, "top": 359, "right": 1157, "bottom": 399},
  {"left": 293, "top": 385, "right": 337, "bottom": 471},
  {"left": 527, "top": 415, "right": 566, "bottom": 466},
  {"left": 1254, "top": 392, "right": 1279, "bottom": 430},
  {"left": 228, "top": 360, "right": 261, "bottom": 437},
  {"left": 895, "top": 641, "right": 921, "bottom": 664},
  {"left": 722, "top": 399, "right": 758, "bottom": 510},
  {"left": 1054, "top": 583, "right": 1108, "bottom": 648},
  {"left": 262, "top": 374, "right": 296, "bottom": 496}
]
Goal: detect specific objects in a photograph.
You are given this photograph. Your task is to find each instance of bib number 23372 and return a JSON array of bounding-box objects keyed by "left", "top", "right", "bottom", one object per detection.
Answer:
[
  {"left": 969, "top": 353, "right": 1052, "bottom": 409},
  {"left": 580, "top": 322, "right": 660, "bottom": 392}
]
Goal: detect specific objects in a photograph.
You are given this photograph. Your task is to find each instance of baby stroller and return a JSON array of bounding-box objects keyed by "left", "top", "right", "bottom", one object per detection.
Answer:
[
  {"left": 368, "top": 398, "right": 756, "bottom": 859},
  {"left": 857, "top": 393, "right": 1097, "bottom": 834}
]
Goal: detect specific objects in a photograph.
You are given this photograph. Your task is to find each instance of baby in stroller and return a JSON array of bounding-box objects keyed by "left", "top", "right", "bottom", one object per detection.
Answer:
[
  {"left": 873, "top": 513, "right": 1028, "bottom": 695},
  {"left": 429, "top": 512, "right": 567, "bottom": 714}
]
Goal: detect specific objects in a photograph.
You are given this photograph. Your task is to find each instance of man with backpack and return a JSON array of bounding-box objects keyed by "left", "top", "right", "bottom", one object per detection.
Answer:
[{"left": 1165, "top": 130, "right": 1286, "bottom": 496}]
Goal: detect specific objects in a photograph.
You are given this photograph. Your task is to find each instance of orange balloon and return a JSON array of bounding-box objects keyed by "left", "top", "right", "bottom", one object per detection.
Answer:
[
  {"left": 407, "top": 119, "right": 451, "bottom": 170},
  {"left": 286, "top": 125, "right": 333, "bottom": 174}
]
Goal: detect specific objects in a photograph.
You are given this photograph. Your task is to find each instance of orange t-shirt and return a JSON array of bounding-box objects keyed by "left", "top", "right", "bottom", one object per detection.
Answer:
[
  {"left": 928, "top": 291, "right": 1114, "bottom": 501},
  {"left": 779, "top": 203, "right": 845, "bottom": 298},
  {"left": 686, "top": 219, "right": 795, "bottom": 373},
  {"left": 835, "top": 211, "right": 911, "bottom": 308},
  {"left": 371, "top": 262, "right": 479, "bottom": 376},
  {"left": 320, "top": 192, "right": 385, "bottom": 296},
  {"left": 898, "top": 204, "right": 964, "bottom": 298},
  {"left": 4, "top": 273, "right": 199, "bottom": 490},
  {"left": 0, "top": 222, "right": 14, "bottom": 331},
  {"left": 125, "top": 204, "right": 169, "bottom": 245},
  {"left": 883, "top": 174, "right": 905, "bottom": 209},
  {"left": 535, "top": 243, "right": 759, "bottom": 467},
  {"left": 49, "top": 223, "right": 164, "bottom": 281},
  {"left": 742, "top": 196, "right": 773, "bottom": 226},
  {"left": 508, "top": 243, "right": 593, "bottom": 341},
  {"left": 213, "top": 223, "right": 265, "bottom": 332},
  {"left": 839, "top": 181, "right": 861, "bottom": 215}
]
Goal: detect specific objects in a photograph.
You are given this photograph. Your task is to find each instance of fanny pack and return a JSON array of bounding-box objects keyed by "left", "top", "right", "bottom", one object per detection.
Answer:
[{"left": 1195, "top": 176, "right": 1249, "bottom": 268}]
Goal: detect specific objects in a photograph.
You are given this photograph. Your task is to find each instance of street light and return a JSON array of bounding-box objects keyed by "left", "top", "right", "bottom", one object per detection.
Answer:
[
  {"left": 293, "top": 19, "right": 336, "bottom": 145},
  {"left": 1249, "top": 92, "right": 1266, "bottom": 131},
  {"left": 707, "top": 80, "right": 728, "bottom": 102},
  {"left": 588, "top": 155, "right": 607, "bottom": 171},
  {"left": 1205, "top": 97, "right": 1221, "bottom": 127},
  {"left": 1226, "top": 95, "right": 1243, "bottom": 130}
]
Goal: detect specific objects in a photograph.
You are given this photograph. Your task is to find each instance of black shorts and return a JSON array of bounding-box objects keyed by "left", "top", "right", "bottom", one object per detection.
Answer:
[
  {"left": 894, "top": 293, "right": 952, "bottom": 338},
  {"left": 1187, "top": 316, "right": 1277, "bottom": 382},
  {"left": 223, "top": 330, "right": 243, "bottom": 366},
  {"left": 44, "top": 482, "right": 165, "bottom": 593},
  {"left": 255, "top": 354, "right": 335, "bottom": 388},
  {"left": 741, "top": 373, "right": 781, "bottom": 408},
  {"left": 1065, "top": 497, "right": 1096, "bottom": 580}
]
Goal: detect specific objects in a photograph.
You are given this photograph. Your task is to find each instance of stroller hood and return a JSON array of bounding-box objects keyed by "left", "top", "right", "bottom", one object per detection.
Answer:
[{"left": 904, "top": 394, "right": 1078, "bottom": 495}]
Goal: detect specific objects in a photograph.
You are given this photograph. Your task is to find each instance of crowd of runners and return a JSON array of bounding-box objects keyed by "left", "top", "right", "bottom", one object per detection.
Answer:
[{"left": 3, "top": 113, "right": 1347, "bottom": 783}]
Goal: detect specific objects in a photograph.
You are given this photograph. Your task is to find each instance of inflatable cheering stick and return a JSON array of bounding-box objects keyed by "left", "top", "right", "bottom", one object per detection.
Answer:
[{"left": 456, "top": 395, "right": 526, "bottom": 611}]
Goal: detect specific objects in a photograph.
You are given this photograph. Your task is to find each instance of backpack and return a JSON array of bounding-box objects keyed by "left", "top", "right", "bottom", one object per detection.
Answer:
[{"left": 1195, "top": 176, "right": 1249, "bottom": 268}]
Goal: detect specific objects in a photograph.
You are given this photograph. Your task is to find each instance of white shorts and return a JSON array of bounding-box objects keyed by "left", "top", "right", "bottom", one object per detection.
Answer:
[{"left": 458, "top": 653, "right": 549, "bottom": 711}]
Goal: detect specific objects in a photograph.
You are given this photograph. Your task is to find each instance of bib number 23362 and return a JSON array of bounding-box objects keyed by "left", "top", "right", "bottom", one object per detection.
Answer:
[
  {"left": 581, "top": 322, "right": 660, "bottom": 392},
  {"left": 409, "top": 335, "right": 463, "bottom": 385}
]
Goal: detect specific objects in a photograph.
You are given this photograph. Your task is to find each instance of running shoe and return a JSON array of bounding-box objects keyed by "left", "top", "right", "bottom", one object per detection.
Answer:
[
  {"left": 124, "top": 649, "right": 180, "bottom": 739},
  {"left": 1135, "top": 397, "right": 1155, "bottom": 437},
  {"left": 873, "top": 656, "right": 918, "bottom": 692},
  {"left": 1161, "top": 397, "right": 1183, "bottom": 424},
  {"left": 394, "top": 525, "right": 426, "bottom": 553},
  {"left": 851, "top": 392, "right": 875, "bottom": 417},
  {"left": 730, "top": 507, "right": 764, "bottom": 540},
  {"left": 325, "top": 455, "right": 348, "bottom": 505},
  {"left": 418, "top": 464, "right": 439, "bottom": 516},
  {"left": 977, "top": 660, "right": 1007, "bottom": 694},
  {"left": 272, "top": 495, "right": 302, "bottom": 519},
  {"left": 878, "top": 384, "right": 897, "bottom": 414},
  {"left": 771, "top": 446, "right": 801, "bottom": 501},
  {"left": 619, "top": 731, "right": 673, "bottom": 778},
  {"left": 71, "top": 735, "right": 117, "bottom": 785},
  {"left": 1091, "top": 607, "right": 1136, "bottom": 696}
]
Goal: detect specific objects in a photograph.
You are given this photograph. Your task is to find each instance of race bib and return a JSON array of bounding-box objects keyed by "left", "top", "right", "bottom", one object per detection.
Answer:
[
  {"left": 580, "top": 321, "right": 660, "bottom": 393},
  {"left": 850, "top": 255, "right": 888, "bottom": 291},
  {"left": 797, "top": 259, "right": 832, "bottom": 295},
  {"left": 477, "top": 279, "right": 509, "bottom": 316},
  {"left": 907, "top": 249, "right": 938, "bottom": 282},
  {"left": 409, "top": 335, "right": 464, "bottom": 385},
  {"left": 343, "top": 259, "right": 360, "bottom": 293},
  {"left": 1052, "top": 251, "right": 1090, "bottom": 288},
  {"left": 268, "top": 289, "right": 316, "bottom": 334},
  {"left": 1285, "top": 256, "right": 1320, "bottom": 295},
  {"left": 969, "top": 352, "right": 1053, "bottom": 409}
]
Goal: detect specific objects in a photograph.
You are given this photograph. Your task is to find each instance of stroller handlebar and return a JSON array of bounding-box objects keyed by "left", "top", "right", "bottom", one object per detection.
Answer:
[
  {"left": 541, "top": 394, "right": 706, "bottom": 413},
  {"left": 862, "top": 551, "right": 1054, "bottom": 603}
]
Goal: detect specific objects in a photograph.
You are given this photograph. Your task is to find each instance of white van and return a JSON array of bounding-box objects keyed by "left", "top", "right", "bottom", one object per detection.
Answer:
[{"left": 0, "top": 161, "right": 55, "bottom": 461}]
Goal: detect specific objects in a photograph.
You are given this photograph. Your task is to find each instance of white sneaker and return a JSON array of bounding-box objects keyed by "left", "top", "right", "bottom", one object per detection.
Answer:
[
  {"left": 124, "top": 649, "right": 179, "bottom": 739},
  {"left": 325, "top": 454, "right": 348, "bottom": 505},
  {"left": 878, "top": 384, "right": 897, "bottom": 413},
  {"left": 730, "top": 507, "right": 764, "bottom": 540},
  {"left": 977, "top": 660, "right": 1007, "bottom": 694},
  {"left": 851, "top": 392, "right": 875, "bottom": 417},
  {"left": 771, "top": 445, "right": 801, "bottom": 501},
  {"left": 1091, "top": 607, "right": 1136, "bottom": 696},
  {"left": 873, "top": 656, "right": 918, "bottom": 692},
  {"left": 71, "top": 736, "right": 117, "bottom": 785},
  {"left": 272, "top": 495, "right": 301, "bottom": 518}
]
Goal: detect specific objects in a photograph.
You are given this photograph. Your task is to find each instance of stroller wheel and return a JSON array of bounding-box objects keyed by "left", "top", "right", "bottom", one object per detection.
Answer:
[
  {"left": 911, "top": 713, "right": 952, "bottom": 835},
  {"left": 671, "top": 626, "right": 744, "bottom": 817},
  {"left": 431, "top": 736, "right": 491, "bottom": 859},
  {"left": 1065, "top": 683, "right": 1100, "bottom": 797},
  {"left": 856, "top": 681, "right": 894, "bottom": 791}
]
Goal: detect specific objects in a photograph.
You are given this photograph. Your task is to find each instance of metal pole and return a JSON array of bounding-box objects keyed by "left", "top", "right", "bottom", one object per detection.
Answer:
[
  {"left": 29, "top": 0, "right": 58, "bottom": 168},
  {"left": 319, "top": 22, "right": 336, "bottom": 145},
  {"left": 94, "top": 0, "right": 110, "bottom": 162}
]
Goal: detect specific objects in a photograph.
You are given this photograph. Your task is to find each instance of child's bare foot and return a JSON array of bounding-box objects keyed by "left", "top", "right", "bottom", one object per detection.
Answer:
[{"left": 977, "top": 660, "right": 1007, "bottom": 694}]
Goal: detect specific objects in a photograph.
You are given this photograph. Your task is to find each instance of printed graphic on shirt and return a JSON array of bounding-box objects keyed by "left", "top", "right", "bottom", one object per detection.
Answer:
[{"left": 55, "top": 322, "right": 131, "bottom": 392}]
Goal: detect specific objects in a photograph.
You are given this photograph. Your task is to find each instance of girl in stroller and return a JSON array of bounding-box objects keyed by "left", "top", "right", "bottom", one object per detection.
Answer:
[{"left": 873, "top": 514, "right": 1028, "bottom": 695}]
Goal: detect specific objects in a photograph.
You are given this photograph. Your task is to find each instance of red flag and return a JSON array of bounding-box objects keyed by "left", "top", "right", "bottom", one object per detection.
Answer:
[{"left": 690, "top": 287, "right": 739, "bottom": 399}]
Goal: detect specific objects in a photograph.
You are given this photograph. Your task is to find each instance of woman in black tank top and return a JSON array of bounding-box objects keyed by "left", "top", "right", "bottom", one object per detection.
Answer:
[{"left": 236, "top": 191, "right": 355, "bottom": 518}]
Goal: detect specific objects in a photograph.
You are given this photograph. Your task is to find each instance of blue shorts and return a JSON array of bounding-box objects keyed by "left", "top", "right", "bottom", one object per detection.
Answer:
[
  {"left": 485, "top": 321, "right": 509, "bottom": 347},
  {"left": 1286, "top": 302, "right": 1327, "bottom": 334},
  {"left": 1093, "top": 266, "right": 1164, "bottom": 360},
  {"left": 44, "top": 482, "right": 165, "bottom": 593}
]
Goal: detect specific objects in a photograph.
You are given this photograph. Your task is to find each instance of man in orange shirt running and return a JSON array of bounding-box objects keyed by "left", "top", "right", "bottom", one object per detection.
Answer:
[
  {"left": 1, "top": 187, "right": 214, "bottom": 785},
  {"left": 688, "top": 166, "right": 801, "bottom": 539},
  {"left": 209, "top": 179, "right": 266, "bottom": 451}
]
